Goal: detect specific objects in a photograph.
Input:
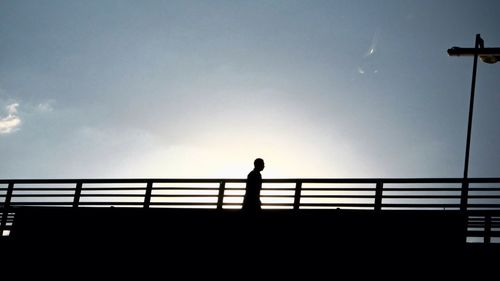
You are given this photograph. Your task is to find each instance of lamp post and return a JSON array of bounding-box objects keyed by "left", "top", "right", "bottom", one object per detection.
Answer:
[{"left": 447, "top": 34, "right": 500, "bottom": 211}]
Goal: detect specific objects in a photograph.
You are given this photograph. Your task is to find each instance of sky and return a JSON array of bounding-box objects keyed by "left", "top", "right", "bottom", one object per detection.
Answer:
[{"left": 1, "top": 0, "right": 500, "bottom": 179}]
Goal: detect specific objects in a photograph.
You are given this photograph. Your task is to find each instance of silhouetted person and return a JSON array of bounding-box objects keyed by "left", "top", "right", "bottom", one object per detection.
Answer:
[{"left": 242, "top": 158, "right": 265, "bottom": 212}]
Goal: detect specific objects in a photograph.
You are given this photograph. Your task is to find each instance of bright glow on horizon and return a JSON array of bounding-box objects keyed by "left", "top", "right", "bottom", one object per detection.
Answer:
[
  {"left": 104, "top": 94, "right": 366, "bottom": 179},
  {"left": 113, "top": 124, "right": 366, "bottom": 179}
]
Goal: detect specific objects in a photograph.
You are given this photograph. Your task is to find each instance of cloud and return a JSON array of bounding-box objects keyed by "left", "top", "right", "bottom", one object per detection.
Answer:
[
  {"left": 37, "top": 101, "right": 54, "bottom": 113},
  {"left": 0, "top": 103, "right": 21, "bottom": 134},
  {"left": 6, "top": 103, "right": 18, "bottom": 114}
]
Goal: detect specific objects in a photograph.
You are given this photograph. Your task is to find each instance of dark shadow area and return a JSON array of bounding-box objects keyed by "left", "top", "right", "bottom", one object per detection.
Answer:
[
  {"left": 4, "top": 207, "right": 500, "bottom": 275},
  {"left": 4, "top": 208, "right": 472, "bottom": 258}
]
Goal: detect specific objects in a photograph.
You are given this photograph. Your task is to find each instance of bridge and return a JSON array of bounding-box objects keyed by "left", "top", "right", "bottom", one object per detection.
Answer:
[{"left": 1, "top": 177, "right": 500, "bottom": 267}]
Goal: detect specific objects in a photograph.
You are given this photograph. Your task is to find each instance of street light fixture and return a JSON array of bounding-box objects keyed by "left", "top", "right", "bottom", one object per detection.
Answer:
[
  {"left": 447, "top": 34, "right": 500, "bottom": 211},
  {"left": 448, "top": 45, "right": 500, "bottom": 64}
]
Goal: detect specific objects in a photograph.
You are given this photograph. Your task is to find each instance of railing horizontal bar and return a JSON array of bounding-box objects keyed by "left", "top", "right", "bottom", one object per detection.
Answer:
[
  {"left": 468, "top": 223, "right": 500, "bottom": 227},
  {"left": 381, "top": 204, "right": 461, "bottom": 208},
  {"left": 10, "top": 194, "right": 76, "bottom": 197},
  {"left": 82, "top": 188, "right": 147, "bottom": 191},
  {"left": 219, "top": 202, "right": 294, "bottom": 206},
  {"left": 152, "top": 194, "right": 233, "bottom": 198},
  {"left": 150, "top": 194, "right": 293, "bottom": 198},
  {"left": 6, "top": 202, "right": 380, "bottom": 207},
  {"left": 2, "top": 180, "right": 500, "bottom": 189},
  {"left": 148, "top": 202, "right": 217, "bottom": 206},
  {"left": 468, "top": 195, "right": 500, "bottom": 198},
  {"left": 467, "top": 226, "right": 486, "bottom": 229},
  {"left": 262, "top": 203, "right": 294, "bottom": 206},
  {"left": 9, "top": 202, "right": 73, "bottom": 206},
  {"left": 151, "top": 187, "right": 221, "bottom": 191},
  {"left": 299, "top": 178, "right": 499, "bottom": 184},
  {"left": 382, "top": 195, "right": 461, "bottom": 199},
  {"left": 1, "top": 177, "right": 500, "bottom": 185},
  {"left": 382, "top": 188, "right": 461, "bottom": 191},
  {"left": 299, "top": 203, "right": 375, "bottom": 207},
  {"left": 469, "top": 188, "right": 500, "bottom": 191},
  {"left": 301, "top": 188, "right": 376, "bottom": 191},
  {"left": 79, "top": 194, "right": 148, "bottom": 197},
  {"left": 153, "top": 187, "right": 297, "bottom": 191},
  {"left": 8, "top": 202, "right": 147, "bottom": 206},
  {"left": 11, "top": 188, "right": 77, "bottom": 191},
  {"left": 298, "top": 179, "right": 453, "bottom": 183},
  {"left": 77, "top": 202, "right": 145, "bottom": 205},
  {"left": 467, "top": 223, "right": 486, "bottom": 227},
  {"left": 468, "top": 218, "right": 487, "bottom": 222},
  {"left": 300, "top": 195, "right": 375, "bottom": 198},
  {"left": 468, "top": 218, "right": 500, "bottom": 223},
  {"left": 3, "top": 203, "right": 499, "bottom": 208},
  {"left": 0, "top": 179, "right": 246, "bottom": 184}
]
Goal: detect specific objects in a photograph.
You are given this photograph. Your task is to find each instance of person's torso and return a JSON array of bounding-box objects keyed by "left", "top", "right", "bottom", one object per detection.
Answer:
[{"left": 245, "top": 170, "right": 262, "bottom": 200}]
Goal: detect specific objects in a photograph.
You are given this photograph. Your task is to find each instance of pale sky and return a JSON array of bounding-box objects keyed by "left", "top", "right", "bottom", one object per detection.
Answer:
[{"left": 1, "top": 0, "right": 500, "bottom": 179}]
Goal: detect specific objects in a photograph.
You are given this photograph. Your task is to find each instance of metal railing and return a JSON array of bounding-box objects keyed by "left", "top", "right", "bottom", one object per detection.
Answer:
[{"left": 1, "top": 178, "right": 500, "bottom": 243}]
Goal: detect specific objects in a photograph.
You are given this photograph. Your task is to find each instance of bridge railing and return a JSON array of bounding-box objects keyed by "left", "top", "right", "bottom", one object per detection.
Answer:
[{"left": 1, "top": 178, "right": 500, "bottom": 243}]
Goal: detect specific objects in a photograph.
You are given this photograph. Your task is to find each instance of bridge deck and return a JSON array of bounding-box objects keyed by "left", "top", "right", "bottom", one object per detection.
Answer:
[
  {"left": 6, "top": 207, "right": 466, "bottom": 253},
  {"left": 2, "top": 206, "right": 499, "bottom": 273}
]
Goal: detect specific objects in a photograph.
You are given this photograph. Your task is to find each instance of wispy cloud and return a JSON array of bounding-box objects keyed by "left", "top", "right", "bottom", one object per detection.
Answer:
[
  {"left": 0, "top": 103, "right": 21, "bottom": 134},
  {"left": 37, "top": 100, "right": 54, "bottom": 113}
]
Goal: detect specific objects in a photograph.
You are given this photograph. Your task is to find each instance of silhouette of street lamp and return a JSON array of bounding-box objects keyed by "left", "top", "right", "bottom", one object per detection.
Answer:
[{"left": 447, "top": 34, "right": 500, "bottom": 211}]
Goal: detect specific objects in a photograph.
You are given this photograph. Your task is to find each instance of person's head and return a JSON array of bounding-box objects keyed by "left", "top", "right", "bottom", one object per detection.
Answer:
[{"left": 254, "top": 158, "right": 265, "bottom": 171}]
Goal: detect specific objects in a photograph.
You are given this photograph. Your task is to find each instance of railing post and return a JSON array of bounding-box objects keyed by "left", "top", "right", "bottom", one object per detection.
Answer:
[
  {"left": 460, "top": 180, "right": 469, "bottom": 212},
  {"left": 144, "top": 181, "right": 153, "bottom": 209},
  {"left": 217, "top": 181, "right": 225, "bottom": 210},
  {"left": 1, "top": 182, "right": 14, "bottom": 235},
  {"left": 73, "top": 182, "right": 82, "bottom": 208},
  {"left": 484, "top": 215, "right": 492, "bottom": 244},
  {"left": 374, "top": 181, "right": 383, "bottom": 211},
  {"left": 293, "top": 181, "right": 302, "bottom": 210}
]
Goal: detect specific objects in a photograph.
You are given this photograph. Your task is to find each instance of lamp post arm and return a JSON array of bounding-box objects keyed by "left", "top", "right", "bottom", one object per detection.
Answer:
[{"left": 447, "top": 47, "right": 500, "bottom": 56}]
